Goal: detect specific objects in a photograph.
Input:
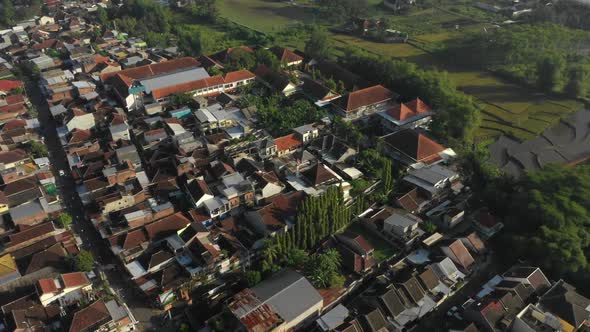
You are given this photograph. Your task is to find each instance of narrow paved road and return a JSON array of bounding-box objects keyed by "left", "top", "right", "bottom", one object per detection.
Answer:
[{"left": 24, "top": 77, "right": 163, "bottom": 331}]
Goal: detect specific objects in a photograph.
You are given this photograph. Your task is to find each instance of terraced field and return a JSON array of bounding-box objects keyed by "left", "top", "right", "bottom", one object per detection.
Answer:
[{"left": 215, "top": 0, "right": 585, "bottom": 141}]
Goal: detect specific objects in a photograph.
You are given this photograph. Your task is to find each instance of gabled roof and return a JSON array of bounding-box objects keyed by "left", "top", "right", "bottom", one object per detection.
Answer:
[
  {"left": 383, "top": 129, "right": 446, "bottom": 163},
  {"left": 539, "top": 280, "right": 590, "bottom": 328},
  {"left": 335, "top": 85, "right": 393, "bottom": 113},
  {"left": 270, "top": 46, "right": 304, "bottom": 64},
  {"left": 400, "top": 277, "right": 426, "bottom": 304},
  {"left": 442, "top": 239, "right": 475, "bottom": 271},
  {"left": 274, "top": 133, "right": 302, "bottom": 152},
  {"left": 100, "top": 57, "right": 200, "bottom": 82},
  {"left": 69, "top": 300, "right": 111, "bottom": 332},
  {"left": 122, "top": 229, "right": 148, "bottom": 250},
  {"left": 386, "top": 98, "right": 431, "bottom": 121},
  {"left": 144, "top": 212, "right": 191, "bottom": 241},
  {"left": 419, "top": 267, "right": 441, "bottom": 291},
  {"left": 37, "top": 278, "right": 59, "bottom": 294},
  {"left": 61, "top": 272, "right": 90, "bottom": 289},
  {"left": 380, "top": 287, "right": 407, "bottom": 317},
  {"left": 0, "top": 80, "right": 23, "bottom": 92},
  {"left": 303, "top": 163, "right": 338, "bottom": 186},
  {"left": 8, "top": 222, "right": 56, "bottom": 247},
  {"left": 0, "top": 254, "right": 17, "bottom": 277},
  {"left": 0, "top": 148, "right": 27, "bottom": 164},
  {"left": 253, "top": 191, "right": 306, "bottom": 232}
]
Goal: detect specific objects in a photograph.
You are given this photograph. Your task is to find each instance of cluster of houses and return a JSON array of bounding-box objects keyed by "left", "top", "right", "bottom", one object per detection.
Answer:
[{"left": 0, "top": 1, "right": 588, "bottom": 331}]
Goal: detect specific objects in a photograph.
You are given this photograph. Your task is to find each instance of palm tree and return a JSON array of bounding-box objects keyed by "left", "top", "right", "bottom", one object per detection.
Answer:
[{"left": 262, "top": 239, "right": 278, "bottom": 265}]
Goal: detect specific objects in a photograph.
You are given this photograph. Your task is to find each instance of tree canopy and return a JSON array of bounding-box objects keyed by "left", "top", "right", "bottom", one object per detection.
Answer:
[
  {"left": 305, "top": 27, "right": 334, "bottom": 61},
  {"left": 501, "top": 165, "right": 590, "bottom": 276},
  {"left": 73, "top": 250, "right": 95, "bottom": 272},
  {"left": 444, "top": 23, "right": 590, "bottom": 97},
  {"left": 341, "top": 51, "right": 481, "bottom": 144}
]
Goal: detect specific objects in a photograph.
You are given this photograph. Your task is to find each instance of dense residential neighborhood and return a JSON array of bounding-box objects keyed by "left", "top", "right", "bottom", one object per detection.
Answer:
[{"left": 0, "top": 0, "right": 588, "bottom": 331}]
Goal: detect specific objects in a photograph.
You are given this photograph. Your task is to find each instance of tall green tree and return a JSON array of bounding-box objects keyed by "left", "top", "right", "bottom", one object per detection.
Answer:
[
  {"left": 537, "top": 54, "right": 566, "bottom": 92},
  {"left": 502, "top": 165, "right": 590, "bottom": 275},
  {"left": 1, "top": 0, "right": 16, "bottom": 27},
  {"left": 305, "top": 27, "right": 333, "bottom": 61},
  {"left": 73, "top": 250, "right": 94, "bottom": 272},
  {"left": 564, "top": 64, "right": 590, "bottom": 98}
]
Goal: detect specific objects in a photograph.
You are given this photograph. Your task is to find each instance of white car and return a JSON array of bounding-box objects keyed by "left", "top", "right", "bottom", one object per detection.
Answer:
[{"left": 59, "top": 170, "right": 65, "bottom": 176}]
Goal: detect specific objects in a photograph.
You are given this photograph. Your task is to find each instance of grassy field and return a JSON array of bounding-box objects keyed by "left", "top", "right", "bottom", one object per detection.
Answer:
[
  {"left": 218, "top": 0, "right": 318, "bottom": 32},
  {"left": 214, "top": 0, "right": 585, "bottom": 141},
  {"left": 347, "top": 223, "right": 396, "bottom": 262}
]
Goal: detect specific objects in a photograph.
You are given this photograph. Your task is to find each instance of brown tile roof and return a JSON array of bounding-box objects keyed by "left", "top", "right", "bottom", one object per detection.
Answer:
[
  {"left": 8, "top": 222, "right": 56, "bottom": 247},
  {"left": 400, "top": 277, "right": 426, "bottom": 304},
  {"left": 476, "top": 210, "right": 499, "bottom": 228},
  {"left": 0, "top": 148, "right": 27, "bottom": 164},
  {"left": 255, "top": 191, "right": 306, "bottom": 230},
  {"left": 419, "top": 267, "right": 440, "bottom": 291},
  {"left": 336, "top": 85, "right": 393, "bottom": 113},
  {"left": 26, "top": 242, "right": 68, "bottom": 274},
  {"left": 61, "top": 272, "right": 90, "bottom": 288},
  {"left": 274, "top": 133, "right": 302, "bottom": 152},
  {"left": 464, "top": 232, "right": 486, "bottom": 254},
  {"left": 270, "top": 46, "right": 304, "bottom": 64},
  {"left": 69, "top": 300, "right": 111, "bottom": 332},
  {"left": 69, "top": 128, "right": 92, "bottom": 145},
  {"left": 32, "top": 39, "right": 64, "bottom": 50},
  {"left": 145, "top": 212, "right": 191, "bottom": 240},
  {"left": 100, "top": 57, "right": 200, "bottom": 82},
  {"left": 3, "top": 175, "right": 37, "bottom": 196},
  {"left": 303, "top": 163, "right": 338, "bottom": 186},
  {"left": 122, "top": 229, "right": 148, "bottom": 250},
  {"left": 384, "top": 129, "right": 446, "bottom": 163},
  {"left": 445, "top": 239, "right": 475, "bottom": 271}
]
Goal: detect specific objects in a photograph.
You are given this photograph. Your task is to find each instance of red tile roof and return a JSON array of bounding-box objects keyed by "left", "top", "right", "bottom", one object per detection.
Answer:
[
  {"left": 274, "top": 133, "right": 302, "bottom": 152},
  {"left": 69, "top": 300, "right": 111, "bottom": 332},
  {"left": 4, "top": 94, "right": 25, "bottom": 105},
  {"left": 387, "top": 98, "right": 431, "bottom": 121},
  {"left": 100, "top": 57, "right": 200, "bottom": 82},
  {"left": 383, "top": 129, "right": 446, "bottom": 163},
  {"left": 0, "top": 103, "right": 26, "bottom": 115},
  {"left": 61, "top": 272, "right": 90, "bottom": 288},
  {"left": 3, "top": 119, "right": 27, "bottom": 130},
  {"left": 353, "top": 234, "right": 374, "bottom": 254},
  {"left": 224, "top": 69, "right": 256, "bottom": 83},
  {"left": 337, "top": 85, "right": 393, "bottom": 113},
  {"left": 37, "top": 278, "right": 58, "bottom": 294},
  {"left": 270, "top": 46, "right": 304, "bottom": 64},
  {"left": 0, "top": 80, "right": 23, "bottom": 92}
]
